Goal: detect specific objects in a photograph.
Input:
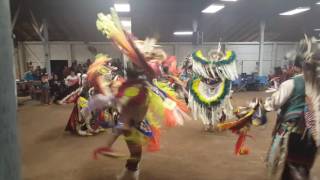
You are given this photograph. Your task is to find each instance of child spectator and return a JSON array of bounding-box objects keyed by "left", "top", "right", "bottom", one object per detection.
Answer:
[{"left": 40, "top": 73, "right": 50, "bottom": 104}]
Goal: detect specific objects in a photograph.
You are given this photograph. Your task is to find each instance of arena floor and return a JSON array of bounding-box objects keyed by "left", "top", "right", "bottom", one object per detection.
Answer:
[{"left": 18, "top": 91, "right": 320, "bottom": 180}]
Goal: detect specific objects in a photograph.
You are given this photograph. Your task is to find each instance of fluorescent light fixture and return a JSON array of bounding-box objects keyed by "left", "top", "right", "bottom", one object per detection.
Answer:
[
  {"left": 279, "top": 7, "right": 310, "bottom": 16},
  {"left": 314, "top": 29, "right": 320, "bottom": 31},
  {"left": 173, "top": 31, "right": 193, "bottom": 36},
  {"left": 121, "top": 20, "right": 131, "bottom": 27},
  {"left": 220, "top": 0, "right": 238, "bottom": 1},
  {"left": 316, "top": 1, "right": 320, "bottom": 5},
  {"left": 202, "top": 4, "right": 225, "bottom": 13},
  {"left": 114, "top": 3, "right": 130, "bottom": 12}
]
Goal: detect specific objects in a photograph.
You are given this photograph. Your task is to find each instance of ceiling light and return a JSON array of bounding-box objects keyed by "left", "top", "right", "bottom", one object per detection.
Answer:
[
  {"left": 220, "top": 0, "right": 238, "bottom": 1},
  {"left": 114, "top": 3, "right": 130, "bottom": 12},
  {"left": 314, "top": 29, "right": 320, "bottom": 31},
  {"left": 121, "top": 20, "right": 131, "bottom": 27},
  {"left": 316, "top": 1, "right": 320, "bottom": 5},
  {"left": 173, "top": 31, "right": 193, "bottom": 36},
  {"left": 279, "top": 7, "right": 310, "bottom": 16},
  {"left": 202, "top": 4, "right": 225, "bottom": 13}
]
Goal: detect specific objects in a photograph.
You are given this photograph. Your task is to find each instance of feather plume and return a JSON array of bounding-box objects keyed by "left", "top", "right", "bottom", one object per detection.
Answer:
[
  {"left": 96, "top": 9, "right": 155, "bottom": 80},
  {"left": 86, "top": 54, "right": 113, "bottom": 95},
  {"left": 304, "top": 48, "right": 320, "bottom": 146}
]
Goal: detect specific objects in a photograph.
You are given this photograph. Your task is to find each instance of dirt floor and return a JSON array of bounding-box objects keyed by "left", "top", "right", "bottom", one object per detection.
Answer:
[{"left": 18, "top": 91, "right": 320, "bottom": 180}]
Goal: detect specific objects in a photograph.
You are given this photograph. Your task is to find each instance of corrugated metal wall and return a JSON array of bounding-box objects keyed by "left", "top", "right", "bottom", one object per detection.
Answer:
[{"left": 17, "top": 41, "right": 297, "bottom": 78}]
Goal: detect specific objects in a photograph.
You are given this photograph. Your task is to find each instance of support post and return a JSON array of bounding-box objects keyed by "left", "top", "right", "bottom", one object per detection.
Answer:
[
  {"left": 30, "top": 10, "right": 51, "bottom": 74},
  {"left": 42, "top": 19, "right": 51, "bottom": 74},
  {"left": 258, "top": 21, "right": 265, "bottom": 76},
  {"left": 18, "top": 42, "right": 26, "bottom": 76},
  {"left": 14, "top": 46, "right": 21, "bottom": 79},
  {"left": 0, "top": 0, "right": 21, "bottom": 179},
  {"left": 271, "top": 42, "right": 278, "bottom": 74},
  {"left": 221, "top": 42, "right": 226, "bottom": 54}
]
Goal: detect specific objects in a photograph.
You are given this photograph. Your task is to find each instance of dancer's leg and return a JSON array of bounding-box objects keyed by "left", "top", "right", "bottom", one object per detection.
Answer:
[
  {"left": 125, "top": 139, "right": 142, "bottom": 171},
  {"left": 116, "top": 131, "right": 142, "bottom": 180},
  {"left": 281, "top": 132, "right": 317, "bottom": 180}
]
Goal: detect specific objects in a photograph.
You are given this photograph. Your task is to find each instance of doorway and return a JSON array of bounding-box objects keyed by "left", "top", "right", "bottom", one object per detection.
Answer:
[{"left": 50, "top": 60, "right": 68, "bottom": 80}]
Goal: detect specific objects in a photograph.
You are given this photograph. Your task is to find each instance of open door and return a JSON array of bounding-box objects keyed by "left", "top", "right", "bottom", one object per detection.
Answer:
[{"left": 50, "top": 60, "right": 68, "bottom": 80}]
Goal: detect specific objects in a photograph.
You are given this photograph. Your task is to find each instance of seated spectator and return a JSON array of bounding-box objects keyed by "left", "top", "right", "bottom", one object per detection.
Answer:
[
  {"left": 33, "top": 66, "right": 42, "bottom": 81},
  {"left": 24, "top": 69, "right": 34, "bottom": 81}
]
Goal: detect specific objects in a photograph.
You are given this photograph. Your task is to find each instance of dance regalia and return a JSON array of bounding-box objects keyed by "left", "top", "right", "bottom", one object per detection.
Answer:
[
  {"left": 219, "top": 37, "right": 320, "bottom": 179},
  {"left": 62, "top": 73, "right": 113, "bottom": 136},
  {"left": 218, "top": 99, "right": 267, "bottom": 155},
  {"left": 264, "top": 38, "right": 320, "bottom": 180},
  {"left": 89, "top": 8, "right": 190, "bottom": 179},
  {"left": 87, "top": 38, "right": 188, "bottom": 151},
  {"left": 112, "top": 78, "right": 188, "bottom": 151},
  {"left": 149, "top": 55, "right": 188, "bottom": 103},
  {"left": 62, "top": 75, "right": 102, "bottom": 136},
  {"left": 88, "top": 69, "right": 188, "bottom": 154},
  {"left": 263, "top": 74, "right": 317, "bottom": 180},
  {"left": 188, "top": 50, "right": 238, "bottom": 129}
]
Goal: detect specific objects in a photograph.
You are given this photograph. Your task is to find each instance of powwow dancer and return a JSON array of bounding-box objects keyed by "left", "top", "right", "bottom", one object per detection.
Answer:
[
  {"left": 62, "top": 56, "right": 119, "bottom": 136},
  {"left": 219, "top": 37, "right": 320, "bottom": 180},
  {"left": 61, "top": 74, "right": 96, "bottom": 136},
  {"left": 188, "top": 48, "right": 238, "bottom": 131},
  {"left": 264, "top": 37, "right": 319, "bottom": 180},
  {"left": 87, "top": 8, "right": 189, "bottom": 180}
]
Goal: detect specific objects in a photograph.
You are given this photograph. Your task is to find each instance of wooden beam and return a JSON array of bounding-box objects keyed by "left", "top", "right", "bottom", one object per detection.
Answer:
[
  {"left": 48, "top": 15, "right": 72, "bottom": 40},
  {"left": 31, "top": 23, "right": 43, "bottom": 40},
  {"left": 39, "top": 23, "right": 44, "bottom": 33},
  {"left": 21, "top": 24, "right": 38, "bottom": 40},
  {"left": 29, "top": 10, "right": 44, "bottom": 40},
  {"left": 246, "top": 33, "right": 259, "bottom": 42},
  {"left": 223, "top": 20, "right": 250, "bottom": 42},
  {"left": 29, "top": 9, "right": 40, "bottom": 29},
  {"left": 11, "top": 0, "right": 22, "bottom": 29},
  {"left": 237, "top": 24, "right": 259, "bottom": 42},
  {"left": 226, "top": 18, "right": 256, "bottom": 42},
  {"left": 18, "top": 28, "right": 33, "bottom": 40}
]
